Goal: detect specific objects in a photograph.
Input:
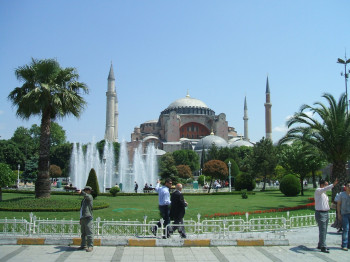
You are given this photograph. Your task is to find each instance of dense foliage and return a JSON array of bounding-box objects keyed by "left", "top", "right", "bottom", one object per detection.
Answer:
[
  {"left": 279, "top": 174, "right": 301, "bottom": 196},
  {"left": 86, "top": 168, "right": 100, "bottom": 199},
  {"left": 203, "top": 160, "right": 228, "bottom": 192},
  {"left": 234, "top": 172, "right": 256, "bottom": 191},
  {"left": 0, "top": 163, "right": 17, "bottom": 201}
]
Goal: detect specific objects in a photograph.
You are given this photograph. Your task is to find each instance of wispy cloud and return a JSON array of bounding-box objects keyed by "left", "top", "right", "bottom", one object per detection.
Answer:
[
  {"left": 0, "top": 110, "right": 4, "bottom": 115},
  {"left": 273, "top": 125, "right": 288, "bottom": 133}
]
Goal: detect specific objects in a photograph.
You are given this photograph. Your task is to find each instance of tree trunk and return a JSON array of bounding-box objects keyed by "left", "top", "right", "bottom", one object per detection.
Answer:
[
  {"left": 35, "top": 110, "right": 51, "bottom": 198},
  {"left": 331, "top": 161, "right": 347, "bottom": 201},
  {"left": 0, "top": 187, "right": 2, "bottom": 202},
  {"left": 300, "top": 178, "right": 304, "bottom": 196},
  {"left": 207, "top": 179, "right": 213, "bottom": 193},
  {"left": 261, "top": 173, "right": 266, "bottom": 191}
]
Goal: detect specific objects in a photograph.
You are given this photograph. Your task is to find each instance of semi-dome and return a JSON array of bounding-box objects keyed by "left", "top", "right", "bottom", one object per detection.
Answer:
[
  {"left": 194, "top": 133, "right": 228, "bottom": 150},
  {"left": 229, "top": 139, "right": 254, "bottom": 148}
]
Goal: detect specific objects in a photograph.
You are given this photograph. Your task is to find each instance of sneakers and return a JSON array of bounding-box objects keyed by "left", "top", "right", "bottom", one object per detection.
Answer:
[
  {"left": 77, "top": 246, "right": 86, "bottom": 250},
  {"left": 86, "top": 247, "right": 93, "bottom": 252},
  {"left": 341, "top": 247, "right": 348, "bottom": 251}
]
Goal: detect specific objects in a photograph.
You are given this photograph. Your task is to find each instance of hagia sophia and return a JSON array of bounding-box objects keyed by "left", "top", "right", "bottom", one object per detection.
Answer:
[{"left": 104, "top": 64, "right": 272, "bottom": 157}]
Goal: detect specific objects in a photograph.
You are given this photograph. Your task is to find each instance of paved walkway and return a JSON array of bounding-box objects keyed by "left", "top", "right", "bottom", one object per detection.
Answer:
[{"left": 0, "top": 227, "right": 349, "bottom": 262}]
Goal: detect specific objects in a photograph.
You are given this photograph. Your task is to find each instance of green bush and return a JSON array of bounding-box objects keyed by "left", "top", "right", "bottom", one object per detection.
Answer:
[
  {"left": 109, "top": 186, "right": 120, "bottom": 197},
  {"left": 234, "top": 173, "right": 256, "bottom": 191},
  {"left": 241, "top": 189, "right": 248, "bottom": 199},
  {"left": 280, "top": 174, "right": 301, "bottom": 196},
  {"left": 86, "top": 168, "right": 100, "bottom": 199}
]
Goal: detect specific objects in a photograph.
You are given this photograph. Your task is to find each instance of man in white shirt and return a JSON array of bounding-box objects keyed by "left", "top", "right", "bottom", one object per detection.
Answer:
[
  {"left": 315, "top": 178, "right": 338, "bottom": 253},
  {"left": 152, "top": 178, "right": 172, "bottom": 238}
]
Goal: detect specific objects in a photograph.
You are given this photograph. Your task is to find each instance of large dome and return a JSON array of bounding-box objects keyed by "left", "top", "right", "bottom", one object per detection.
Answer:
[
  {"left": 194, "top": 134, "right": 228, "bottom": 150},
  {"left": 167, "top": 95, "right": 208, "bottom": 109}
]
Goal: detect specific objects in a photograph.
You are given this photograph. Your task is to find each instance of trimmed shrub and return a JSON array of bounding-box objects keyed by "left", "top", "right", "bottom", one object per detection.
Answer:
[
  {"left": 280, "top": 174, "right": 301, "bottom": 196},
  {"left": 234, "top": 173, "right": 256, "bottom": 191},
  {"left": 86, "top": 168, "right": 100, "bottom": 199},
  {"left": 109, "top": 186, "right": 120, "bottom": 197},
  {"left": 241, "top": 189, "right": 248, "bottom": 199}
]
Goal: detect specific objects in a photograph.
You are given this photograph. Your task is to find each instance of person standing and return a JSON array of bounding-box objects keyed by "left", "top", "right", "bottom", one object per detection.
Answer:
[
  {"left": 170, "top": 183, "right": 188, "bottom": 238},
  {"left": 153, "top": 178, "right": 172, "bottom": 238},
  {"left": 77, "top": 186, "right": 94, "bottom": 252},
  {"left": 337, "top": 181, "right": 350, "bottom": 251},
  {"left": 315, "top": 178, "right": 338, "bottom": 253},
  {"left": 134, "top": 181, "right": 138, "bottom": 193}
]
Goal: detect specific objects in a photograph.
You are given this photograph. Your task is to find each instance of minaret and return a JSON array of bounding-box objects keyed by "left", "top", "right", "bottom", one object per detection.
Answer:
[
  {"left": 105, "top": 63, "right": 117, "bottom": 142},
  {"left": 264, "top": 76, "right": 272, "bottom": 140},
  {"left": 243, "top": 96, "right": 249, "bottom": 141}
]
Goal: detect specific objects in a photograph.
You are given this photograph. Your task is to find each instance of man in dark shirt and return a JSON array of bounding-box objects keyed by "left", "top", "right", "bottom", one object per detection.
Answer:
[
  {"left": 77, "top": 186, "right": 94, "bottom": 252},
  {"left": 170, "top": 183, "right": 188, "bottom": 238}
]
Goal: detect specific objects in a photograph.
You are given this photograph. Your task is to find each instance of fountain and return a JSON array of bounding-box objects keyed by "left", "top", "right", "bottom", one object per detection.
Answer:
[
  {"left": 118, "top": 140, "right": 159, "bottom": 192},
  {"left": 69, "top": 140, "right": 115, "bottom": 192},
  {"left": 69, "top": 139, "right": 158, "bottom": 193}
]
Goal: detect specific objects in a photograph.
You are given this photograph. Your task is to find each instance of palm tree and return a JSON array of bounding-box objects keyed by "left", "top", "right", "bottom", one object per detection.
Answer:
[
  {"left": 279, "top": 93, "right": 350, "bottom": 200},
  {"left": 8, "top": 58, "right": 88, "bottom": 198}
]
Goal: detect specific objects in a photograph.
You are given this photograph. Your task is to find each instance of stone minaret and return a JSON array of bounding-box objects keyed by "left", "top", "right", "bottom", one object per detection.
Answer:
[
  {"left": 264, "top": 76, "right": 272, "bottom": 140},
  {"left": 243, "top": 96, "right": 249, "bottom": 141},
  {"left": 105, "top": 63, "right": 118, "bottom": 142}
]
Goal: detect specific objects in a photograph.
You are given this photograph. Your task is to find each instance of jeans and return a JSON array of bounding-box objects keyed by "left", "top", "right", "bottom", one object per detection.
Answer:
[
  {"left": 157, "top": 205, "right": 171, "bottom": 236},
  {"left": 315, "top": 211, "right": 329, "bottom": 248},
  {"left": 80, "top": 216, "right": 94, "bottom": 247},
  {"left": 341, "top": 213, "right": 350, "bottom": 248}
]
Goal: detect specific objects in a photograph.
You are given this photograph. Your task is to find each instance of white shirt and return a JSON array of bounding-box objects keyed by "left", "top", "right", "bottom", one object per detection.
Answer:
[
  {"left": 155, "top": 183, "right": 171, "bottom": 206},
  {"left": 314, "top": 184, "right": 334, "bottom": 211}
]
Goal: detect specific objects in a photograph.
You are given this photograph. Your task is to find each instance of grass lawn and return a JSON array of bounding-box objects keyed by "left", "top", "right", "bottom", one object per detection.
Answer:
[{"left": 0, "top": 189, "right": 324, "bottom": 222}]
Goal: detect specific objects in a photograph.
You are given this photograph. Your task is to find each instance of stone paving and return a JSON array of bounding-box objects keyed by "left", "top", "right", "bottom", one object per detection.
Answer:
[{"left": 0, "top": 226, "right": 349, "bottom": 262}]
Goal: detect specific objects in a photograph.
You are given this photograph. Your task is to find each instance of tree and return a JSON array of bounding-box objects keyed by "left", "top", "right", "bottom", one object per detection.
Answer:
[
  {"left": 30, "top": 122, "right": 67, "bottom": 148},
  {"left": 279, "top": 93, "right": 350, "bottom": 200},
  {"left": 225, "top": 158, "right": 239, "bottom": 187},
  {"left": 202, "top": 160, "right": 228, "bottom": 193},
  {"left": 173, "top": 150, "right": 200, "bottom": 172},
  {"left": 159, "top": 153, "right": 178, "bottom": 182},
  {"left": 49, "top": 164, "right": 62, "bottom": 179},
  {"left": 250, "top": 137, "right": 277, "bottom": 191},
  {"left": 50, "top": 143, "right": 73, "bottom": 177},
  {"left": 0, "top": 140, "right": 26, "bottom": 170},
  {"left": 176, "top": 165, "right": 193, "bottom": 179},
  {"left": 8, "top": 58, "right": 88, "bottom": 198},
  {"left": 11, "top": 126, "right": 37, "bottom": 159},
  {"left": 278, "top": 141, "right": 312, "bottom": 195},
  {"left": 207, "top": 143, "right": 219, "bottom": 161},
  {"left": 22, "top": 156, "right": 38, "bottom": 183},
  {"left": 86, "top": 168, "right": 100, "bottom": 199},
  {"left": 0, "top": 163, "right": 17, "bottom": 201}
]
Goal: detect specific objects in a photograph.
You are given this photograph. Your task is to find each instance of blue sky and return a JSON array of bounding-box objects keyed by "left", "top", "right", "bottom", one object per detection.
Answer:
[{"left": 0, "top": 0, "right": 349, "bottom": 144}]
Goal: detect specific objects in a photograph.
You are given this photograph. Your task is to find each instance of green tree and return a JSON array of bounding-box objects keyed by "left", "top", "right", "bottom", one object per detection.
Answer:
[
  {"left": 0, "top": 140, "right": 26, "bottom": 170},
  {"left": 30, "top": 122, "right": 67, "bottom": 148},
  {"left": 22, "top": 156, "right": 39, "bottom": 183},
  {"left": 0, "top": 163, "right": 17, "bottom": 201},
  {"left": 50, "top": 143, "right": 73, "bottom": 177},
  {"left": 207, "top": 143, "right": 219, "bottom": 161},
  {"left": 250, "top": 137, "right": 277, "bottom": 191},
  {"left": 11, "top": 126, "right": 37, "bottom": 159},
  {"left": 86, "top": 168, "right": 100, "bottom": 199},
  {"left": 234, "top": 146, "right": 253, "bottom": 172},
  {"left": 159, "top": 153, "right": 178, "bottom": 182},
  {"left": 172, "top": 150, "right": 200, "bottom": 172},
  {"left": 278, "top": 141, "right": 312, "bottom": 195},
  {"left": 202, "top": 160, "right": 228, "bottom": 193},
  {"left": 279, "top": 93, "right": 350, "bottom": 200},
  {"left": 8, "top": 58, "right": 88, "bottom": 198}
]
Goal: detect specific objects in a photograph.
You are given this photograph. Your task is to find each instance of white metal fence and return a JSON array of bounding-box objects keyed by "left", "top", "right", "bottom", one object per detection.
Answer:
[{"left": 0, "top": 211, "right": 336, "bottom": 238}]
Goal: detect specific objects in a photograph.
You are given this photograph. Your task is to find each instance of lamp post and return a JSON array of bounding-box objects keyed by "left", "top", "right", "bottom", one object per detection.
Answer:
[
  {"left": 228, "top": 161, "right": 231, "bottom": 192},
  {"left": 17, "top": 164, "right": 20, "bottom": 188},
  {"left": 103, "top": 157, "right": 107, "bottom": 193},
  {"left": 337, "top": 53, "right": 350, "bottom": 114}
]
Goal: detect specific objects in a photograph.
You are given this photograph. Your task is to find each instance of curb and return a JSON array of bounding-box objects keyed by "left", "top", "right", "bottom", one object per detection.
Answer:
[{"left": 0, "top": 237, "right": 289, "bottom": 247}]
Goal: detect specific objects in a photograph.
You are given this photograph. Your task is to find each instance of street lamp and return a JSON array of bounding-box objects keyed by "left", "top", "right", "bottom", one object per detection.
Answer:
[
  {"left": 17, "top": 164, "right": 20, "bottom": 188},
  {"left": 337, "top": 53, "right": 350, "bottom": 114},
  {"left": 228, "top": 161, "right": 232, "bottom": 193},
  {"left": 103, "top": 157, "right": 107, "bottom": 193}
]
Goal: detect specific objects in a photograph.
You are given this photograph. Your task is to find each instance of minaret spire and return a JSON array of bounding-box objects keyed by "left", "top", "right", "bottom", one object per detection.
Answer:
[
  {"left": 264, "top": 76, "right": 272, "bottom": 141},
  {"left": 105, "top": 63, "right": 118, "bottom": 142},
  {"left": 243, "top": 96, "right": 249, "bottom": 141}
]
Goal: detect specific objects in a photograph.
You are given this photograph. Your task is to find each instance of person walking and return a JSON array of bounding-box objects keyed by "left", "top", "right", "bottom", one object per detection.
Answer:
[
  {"left": 315, "top": 178, "right": 338, "bottom": 253},
  {"left": 77, "top": 186, "right": 94, "bottom": 252},
  {"left": 153, "top": 178, "right": 172, "bottom": 238},
  {"left": 337, "top": 181, "right": 350, "bottom": 251},
  {"left": 134, "top": 181, "right": 138, "bottom": 193},
  {"left": 170, "top": 183, "right": 188, "bottom": 238}
]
